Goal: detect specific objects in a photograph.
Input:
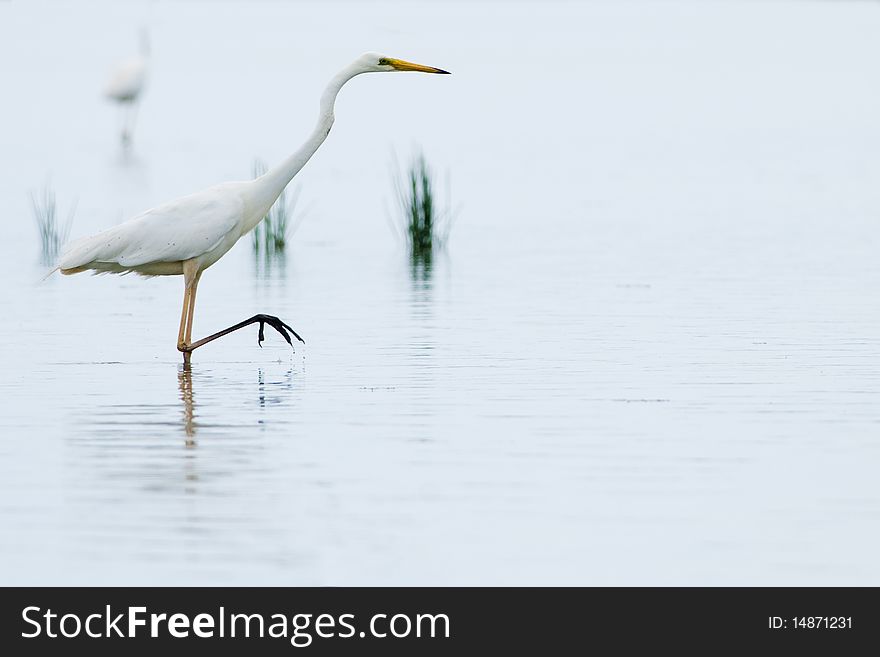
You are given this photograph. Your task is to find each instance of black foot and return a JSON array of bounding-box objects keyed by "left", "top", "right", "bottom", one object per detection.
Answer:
[{"left": 252, "top": 314, "right": 305, "bottom": 347}]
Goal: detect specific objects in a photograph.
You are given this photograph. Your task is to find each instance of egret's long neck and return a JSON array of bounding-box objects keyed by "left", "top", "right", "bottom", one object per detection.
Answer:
[{"left": 247, "top": 63, "right": 362, "bottom": 229}]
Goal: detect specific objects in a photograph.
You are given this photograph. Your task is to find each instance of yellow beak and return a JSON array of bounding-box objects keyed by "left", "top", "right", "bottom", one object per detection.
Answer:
[{"left": 387, "top": 58, "right": 451, "bottom": 74}]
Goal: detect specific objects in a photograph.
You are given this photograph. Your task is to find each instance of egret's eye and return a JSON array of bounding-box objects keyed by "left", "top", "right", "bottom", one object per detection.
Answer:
[{"left": 378, "top": 58, "right": 391, "bottom": 66}]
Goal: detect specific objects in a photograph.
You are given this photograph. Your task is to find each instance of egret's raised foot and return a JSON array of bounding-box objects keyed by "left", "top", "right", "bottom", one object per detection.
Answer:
[
  {"left": 183, "top": 314, "right": 304, "bottom": 354},
  {"left": 251, "top": 314, "right": 305, "bottom": 347}
]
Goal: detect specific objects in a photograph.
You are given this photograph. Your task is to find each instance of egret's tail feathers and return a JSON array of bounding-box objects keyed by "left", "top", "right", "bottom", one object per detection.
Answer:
[
  {"left": 58, "top": 227, "right": 125, "bottom": 274},
  {"left": 58, "top": 226, "right": 183, "bottom": 277}
]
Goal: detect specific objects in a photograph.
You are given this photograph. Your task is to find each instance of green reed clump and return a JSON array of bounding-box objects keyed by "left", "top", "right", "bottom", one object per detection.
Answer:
[
  {"left": 251, "top": 159, "right": 303, "bottom": 256},
  {"left": 31, "top": 185, "right": 75, "bottom": 264},
  {"left": 394, "top": 152, "right": 452, "bottom": 259}
]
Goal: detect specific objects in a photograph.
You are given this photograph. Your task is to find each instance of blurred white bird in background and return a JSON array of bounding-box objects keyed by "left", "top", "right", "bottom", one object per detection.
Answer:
[
  {"left": 60, "top": 53, "right": 450, "bottom": 366},
  {"left": 105, "top": 29, "right": 149, "bottom": 147}
]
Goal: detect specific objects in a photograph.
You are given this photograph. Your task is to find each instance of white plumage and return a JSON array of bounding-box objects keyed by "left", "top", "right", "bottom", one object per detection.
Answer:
[
  {"left": 105, "top": 54, "right": 148, "bottom": 103},
  {"left": 60, "top": 183, "right": 247, "bottom": 276}
]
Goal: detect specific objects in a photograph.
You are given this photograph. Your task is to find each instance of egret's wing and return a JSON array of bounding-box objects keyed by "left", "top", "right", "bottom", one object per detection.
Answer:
[
  {"left": 116, "top": 188, "right": 245, "bottom": 267},
  {"left": 60, "top": 185, "right": 245, "bottom": 271}
]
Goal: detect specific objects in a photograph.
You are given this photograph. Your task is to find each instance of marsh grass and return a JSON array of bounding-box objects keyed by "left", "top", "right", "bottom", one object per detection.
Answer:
[
  {"left": 392, "top": 152, "right": 454, "bottom": 261},
  {"left": 31, "top": 185, "right": 75, "bottom": 264},
  {"left": 251, "top": 159, "right": 304, "bottom": 258}
]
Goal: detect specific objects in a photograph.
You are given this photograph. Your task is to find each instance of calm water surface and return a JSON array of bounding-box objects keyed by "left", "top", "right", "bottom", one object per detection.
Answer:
[{"left": 1, "top": 0, "right": 879, "bottom": 585}]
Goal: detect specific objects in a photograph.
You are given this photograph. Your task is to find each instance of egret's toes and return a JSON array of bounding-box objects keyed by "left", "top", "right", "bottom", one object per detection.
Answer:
[
  {"left": 267, "top": 317, "right": 293, "bottom": 347},
  {"left": 280, "top": 319, "right": 305, "bottom": 344},
  {"left": 254, "top": 314, "right": 304, "bottom": 346}
]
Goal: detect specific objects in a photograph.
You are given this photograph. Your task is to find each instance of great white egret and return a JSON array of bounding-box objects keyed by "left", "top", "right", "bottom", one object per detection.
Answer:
[
  {"left": 105, "top": 30, "right": 150, "bottom": 146},
  {"left": 60, "top": 53, "right": 450, "bottom": 365}
]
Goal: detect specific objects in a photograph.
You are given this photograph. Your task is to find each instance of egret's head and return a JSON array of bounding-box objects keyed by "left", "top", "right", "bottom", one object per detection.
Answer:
[{"left": 358, "top": 52, "right": 450, "bottom": 75}]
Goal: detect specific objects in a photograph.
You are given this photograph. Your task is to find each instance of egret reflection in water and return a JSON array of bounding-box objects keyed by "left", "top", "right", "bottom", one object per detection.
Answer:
[
  {"left": 176, "top": 364, "right": 297, "bottom": 445},
  {"left": 178, "top": 368, "right": 196, "bottom": 445}
]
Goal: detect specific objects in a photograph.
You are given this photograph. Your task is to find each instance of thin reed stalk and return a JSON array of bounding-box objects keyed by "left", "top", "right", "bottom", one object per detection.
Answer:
[{"left": 31, "top": 185, "right": 75, "bottom": 264}]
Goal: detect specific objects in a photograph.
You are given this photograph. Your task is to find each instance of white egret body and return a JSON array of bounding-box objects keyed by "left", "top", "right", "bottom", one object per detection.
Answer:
[
  {"left": 105, "top": 31, "right": 150, "bottom": 145},
  {"left": 61, "top": 53, "right": 450, "bottom": 364},
  {"left": 105, "top": 54, "right": 147, "bottom": 102}
]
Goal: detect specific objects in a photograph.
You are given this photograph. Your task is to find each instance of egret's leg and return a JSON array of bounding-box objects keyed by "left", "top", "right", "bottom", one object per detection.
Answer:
[
  {"left": 187, "top": 314, "right": 305, "bottom": 353},
  {"left": 121, "top": 104, "right": 132, "bottom": 146},
  {"left": 177, "top": 283, "right": 192, "bottom": 352},
  {"left": 126, "top": 101, "right": 141, "bottom": 145},
  {"left": 184, "top": 271, "right": 202, "bottom": 345},
  {"left": 177, "top": 262, "right": 200, "bottom": 365},
  {"left": 178, "top": 260, "right": 303, "bottom": 357}
]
